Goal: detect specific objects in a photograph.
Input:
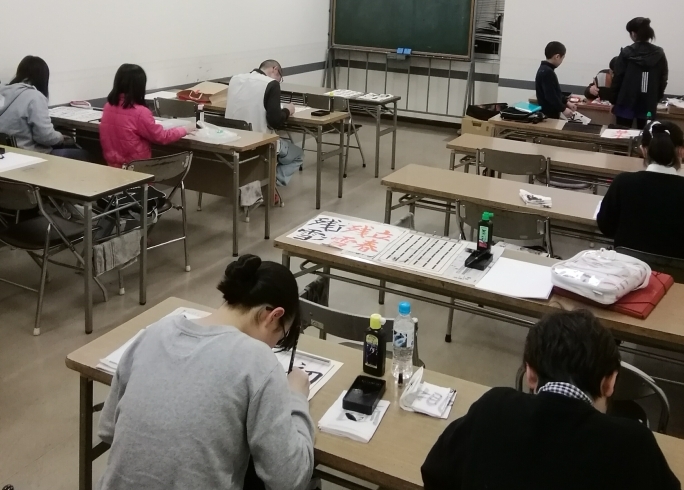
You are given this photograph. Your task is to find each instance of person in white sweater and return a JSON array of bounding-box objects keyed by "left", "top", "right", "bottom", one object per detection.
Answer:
[{"left": 98, "top": 254, "right": 314, "bottom": 490}]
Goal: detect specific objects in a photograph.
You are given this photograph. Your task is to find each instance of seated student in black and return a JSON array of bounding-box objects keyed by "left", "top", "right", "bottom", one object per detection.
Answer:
[
  {"left": 585, "top": 57, "right": 619, "bottom": 101},
  {"left": 597, "top": 121, "right": 684, "bottom": 259},
  {"left": 421, "top": 310, "right": 680, "bottom": 490},
  {"left": 535, "top": 41, "right": 576, "bottom": 119}
]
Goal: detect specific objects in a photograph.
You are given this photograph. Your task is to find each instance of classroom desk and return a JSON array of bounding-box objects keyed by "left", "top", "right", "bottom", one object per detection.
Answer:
[
  {"left": 203, "top": 96, "right": 349, "bottom": 209},
  {"left": 447, "top": 133, "right": 644, "bottom": 185},
  {"left": 51, "top": 116, "right": 278, "bottom": 257},
  {"left": 65, "top": 296, "right": 684, "bottom": 490},
  {"left": 65, "top": 297, "right": 489, "bottom": 490},
  {"left": 278, "top": 83, "right": 402, "bottom": 178},
  {"left": 382, "top": 164, "right": 602, "bottom": 240},
  {"left": 488, "top": 115, "right": 635, "bottom": 155},
  {"left": 0, "top": 145, "right": 153, "bottom": 334},
  {"left": 579, "top": 102, "right": 684, "bottom": 130},
  {"left": 276, "top": 212, "right": 684, "bottom": 355}
]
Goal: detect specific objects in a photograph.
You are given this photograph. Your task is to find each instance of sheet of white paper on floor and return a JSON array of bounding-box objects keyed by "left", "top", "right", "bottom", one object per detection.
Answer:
[
  {"left": 475, "top": 257, "right": 553, "bottom": 299},
  {"left": 96, "top": 307, "right": 210, "bottom": 374},
  {"left": 274, "top": 350, "right": 343, "bottom": 401},
  {"left": 318, "top": 391, "right": 390, "bottom": 443},
  {"left": 0, "top": 152, "right": 45, "bottom": 172}
]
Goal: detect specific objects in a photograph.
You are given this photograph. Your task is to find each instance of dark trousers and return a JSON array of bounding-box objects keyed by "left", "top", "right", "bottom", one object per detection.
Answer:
[
  {"left": 50, "top": 147, "right": 93, "bottom": 162},
  {"left": 615, "top": 117, "right": 648, "bottom": 130}
]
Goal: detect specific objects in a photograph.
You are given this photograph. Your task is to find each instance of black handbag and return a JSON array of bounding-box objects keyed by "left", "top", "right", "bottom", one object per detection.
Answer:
[{"left": 500, "top": 107, "right": 546, "bottom": 124}]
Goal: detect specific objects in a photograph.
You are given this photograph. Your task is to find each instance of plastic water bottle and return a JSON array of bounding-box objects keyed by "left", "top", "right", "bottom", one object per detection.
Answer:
[{"left": 392, "top": 301, "right": 415, "bottom": 380}]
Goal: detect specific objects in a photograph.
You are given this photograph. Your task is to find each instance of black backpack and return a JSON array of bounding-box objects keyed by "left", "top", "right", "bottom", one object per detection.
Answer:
[{"left": 500, "top": 107, "right": 546, "bottom": 124}]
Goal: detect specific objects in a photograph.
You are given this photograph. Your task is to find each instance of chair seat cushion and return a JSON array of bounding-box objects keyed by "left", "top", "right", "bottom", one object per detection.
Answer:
[{"left": 0, "top": 214, "right": 85, "bottom": 250}]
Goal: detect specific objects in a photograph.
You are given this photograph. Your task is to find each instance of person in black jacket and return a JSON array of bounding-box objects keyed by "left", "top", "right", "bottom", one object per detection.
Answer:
[
  {"left": 535, "top": 42, "right": 576, "bottom": 119},
  {"left": 421, "top": 310, "right": 680, "bottom": 490},
  {"left": 597, "top": 121, "right": 684, "bottom": 258},
  {"left": 610, "top": 17, "right": 668, "bottom": 129}
]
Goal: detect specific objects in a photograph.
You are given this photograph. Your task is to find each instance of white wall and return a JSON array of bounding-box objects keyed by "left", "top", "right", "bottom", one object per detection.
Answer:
[
  {"left": 0, "top": 0, "right": 329, "bottom": 105},
  {"left": 498, "top": 0, "right": 684, "bottom": 103}
]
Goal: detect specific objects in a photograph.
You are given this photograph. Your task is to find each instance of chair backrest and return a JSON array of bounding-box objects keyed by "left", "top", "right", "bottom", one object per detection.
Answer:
[
  {"left": 0, "top": 133, "right": 17, "bottom": 147},
  {"left": 299, "top": 297, "right": 422, "bottom": 367},
  {"left": 0, "top": 178, "right": 40, "bottom": 211},
  {"left": 203, "top": 114, "right": 252, "bottom": 131},
  {"left": 615, "top": 247, "right": 684, "bottom": 283},
  {"left": 612, "top": 361, "right": 670, "bottom": 432},
  {"left": 477, "top": 148, "right": 548, "bottom": 177},
  {"left": 154, "top": 98, "right": 197, "bottom": 119},
  {"left": 460, "top": 201, "right": 547, "bottom": 242},
  {"left": 534, "top": 136, "right": 600, "bottom": 152},
  {"left": 125, "top": 152, "right": 193, "bottom": 190},
  {"left": 304, "top": 93, "right": 333, "bottom": 112}
]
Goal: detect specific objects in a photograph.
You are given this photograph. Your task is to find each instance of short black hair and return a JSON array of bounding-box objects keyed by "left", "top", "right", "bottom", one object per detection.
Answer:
[
  {"left": 642, "top": 121, "right": 681, "bottom": 168},
  {"left": 545, "top": 41, "right": 567, "bottom": 60},
  {"left": 259, "top": 59, "right": 282, "bottom": 72},
  {"left": 627, "top": 17, "right": 655, "bottom": 42},
  {"left": 609, "top": 56, "right": 619, "bottom": 72},
  {"left": 10, "top": 56, "right": 50, "bottom": 99},
  {"left": 523, "top": 310, "right": 621, "bottom": 399},
  {"left": 217, "top": 254, "right": 301, "bottom": 350},
  {"left": 106, "top": 64, "right": 147, "bottom": 109}
]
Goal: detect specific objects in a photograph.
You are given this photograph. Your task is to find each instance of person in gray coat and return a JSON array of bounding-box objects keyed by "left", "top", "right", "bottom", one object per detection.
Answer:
[{"left": 0, "top": 56, "right": 90, "bottom": 161}]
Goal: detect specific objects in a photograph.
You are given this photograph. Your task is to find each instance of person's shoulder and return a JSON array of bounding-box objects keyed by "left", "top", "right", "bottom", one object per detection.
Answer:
[
  {"left": 476, "top": 387, "right": 530, "bottom": 408},
  {"left": 590, "top": 409, "right": 658, "bottom": 444}
]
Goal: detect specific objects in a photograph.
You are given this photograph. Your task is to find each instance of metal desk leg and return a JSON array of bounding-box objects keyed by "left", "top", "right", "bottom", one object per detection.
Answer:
[
  {"left": 444, "top": 201, "right": 452, "bottom": 236},
  {"left": 265, "top": 144, "right": 273, "bottom": 240},
  {"left": 449, "top": 150, "right": 456, "bottom": 171},
  {"left": 316, "top": 126, "right": 323, "bottom": 210},
  {"left": 338, "top": 121, "right": 344, "bottom": 198},
  {"left": 139, "top": 184, "right": 148, "bottom": 305},
  {"left": 391, "top": 100, "right": 398, "bottom": 170},
  {"left": 233, "top": 153, "right": 240, "bottom": 257},
  {"left": 282, "top": 251, "right": 291, "bottom": 269},
  {"left": 374, "top": 105, "right": 382, "bottom": 178},
  {"left": 79, "top": 376, "right": 94, "bottom": 490},
  {"left": 379, "top": 189, "right": 393, "bottom": 305},
  {"left": 83, "top": 202, "right": 93, "bottom": 334}
]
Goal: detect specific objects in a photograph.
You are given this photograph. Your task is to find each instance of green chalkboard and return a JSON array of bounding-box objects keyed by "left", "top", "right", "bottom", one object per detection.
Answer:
[{"left": 332, "top": 0, "right": 476, "bottom": 59}]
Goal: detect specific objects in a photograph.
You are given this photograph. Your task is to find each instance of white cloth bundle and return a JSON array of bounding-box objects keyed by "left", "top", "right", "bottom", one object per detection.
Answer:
[{"left": 520, "top": 189, "right": 552, "bottom": 208}]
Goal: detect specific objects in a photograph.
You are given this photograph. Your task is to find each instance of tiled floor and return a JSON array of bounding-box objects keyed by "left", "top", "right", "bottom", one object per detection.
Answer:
[{"left": 1, "top": 119, "right": 683, "bottom": 489}]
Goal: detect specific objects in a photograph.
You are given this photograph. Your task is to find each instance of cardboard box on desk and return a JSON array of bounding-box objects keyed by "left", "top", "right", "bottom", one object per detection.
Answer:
[{"left": 179, "top": 81, "right": 227, "bottom": 106}]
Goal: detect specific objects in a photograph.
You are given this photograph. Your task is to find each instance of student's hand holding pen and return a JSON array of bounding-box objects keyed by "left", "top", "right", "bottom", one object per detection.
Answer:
[
  {"left": 288, "top": 368, "right": 310, "bottom": 398},
  {"left": 563, "top": 108, "right": 575, "bottom": 119}
]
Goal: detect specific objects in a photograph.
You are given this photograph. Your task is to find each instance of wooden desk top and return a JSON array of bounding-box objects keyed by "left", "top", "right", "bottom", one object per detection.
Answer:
[
  {"left": 66, "top": 296, "right": 684, "bottom": 487},
  {"left": 51, "top": 116, "right": 278, "bottom": 153},
  {"left": 382, "top": 164, "right": 601, "bottom": 227},
  {"left": 488, "top": 115, "right": 623, "bottom": 143},
  {"left": 65, "top": 297, "right": 489, "bottom": 489},
  {"left": 448, "top": 134, "right": 644, "bottom": 178},
  {"left": 0, "top": 145, "right": 153, "bottom": 201},
  {"left": 275, "top": 213, "right": 684, "bottom": 352}
]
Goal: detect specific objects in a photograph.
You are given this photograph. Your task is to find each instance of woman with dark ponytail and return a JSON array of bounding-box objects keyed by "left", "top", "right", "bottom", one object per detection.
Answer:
[
  {"left": 97, "top": 254, "right": 314, "bottom": 490},
  {"left": 597, "top": 121, "right": 684, "bottom": 258},
  {"left": 610, "top": 17, "right": 668, "bottom": 129}
]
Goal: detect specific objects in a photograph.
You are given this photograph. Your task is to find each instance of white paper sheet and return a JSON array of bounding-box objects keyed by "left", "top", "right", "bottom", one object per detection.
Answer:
[
  {"left": 445, "top": 244, "right": 505, "bottom": 286},
  {"left": 399, "top": 367, "right": 456, "bottom": 419},
  {"left": 377, "top": 232, "right": 465, "bottom": 276},
  {"left": 0, "top": 152, "right": 45, "bottom": 172},
  {"left": 324, "top": 89, "right": 364, "bottom": 99},
  {"left": 593, "top": 200, "right": 603, "bottom": 220},
  {"left": 475, "top": 257, "right": 553, "bottom": 299},
  {"left": 49, "top": 106, "right": 102, "bottom": 122},
  {"left": 145, "top": 91, "right": 180, "bottom": 101},
  {"left": 274, "top": 350, "right": 343, "bottom": 401},
  {"left": 318, "top": 391, "right": 390, "bottom": 443},
  {"left": 600, "top": 128, "right": 642, "bottom": 139},
  {"left": 281, "top": 104, "right": 312, "bottom": 114},
  {"left": 357, "top": 93, "right": 394, "bottom": 102}
]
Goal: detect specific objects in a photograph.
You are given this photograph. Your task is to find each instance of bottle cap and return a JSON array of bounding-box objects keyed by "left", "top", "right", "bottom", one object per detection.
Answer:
[
  {"left": 481, "top": 212, "right": 494, "bottom": 221},
  {"left": 398, "top": 301, "right": 411, "bottom": 315},
  {"left": 369, "top": 313, "right": 383, "bottom": 330},
  {"left": 647, "top": 111, "right": 653, "bottom": 118}
]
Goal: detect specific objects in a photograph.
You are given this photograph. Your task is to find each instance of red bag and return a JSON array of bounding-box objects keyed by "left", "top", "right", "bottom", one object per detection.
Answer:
[{"left": 553, "top": 272, "right": 674, "bottom": 320}]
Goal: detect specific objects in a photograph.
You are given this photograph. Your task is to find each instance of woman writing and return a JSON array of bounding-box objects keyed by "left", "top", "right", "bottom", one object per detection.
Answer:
[{"left": 98, "top": 254, "right": 314, "bottom": 490}]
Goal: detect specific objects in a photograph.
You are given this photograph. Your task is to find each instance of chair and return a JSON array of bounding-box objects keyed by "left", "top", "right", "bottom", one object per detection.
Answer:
[
  {"left": 531, "top": 137, "right": 598, "bottom": 192},
  {"left": 299, "top": 297, "right": 424, "bottom": 369},
  {"left": 476, "top": 147, "right": 549, "bottom": 183},
  {"left": 0, "top": 179, "right": 90, "bottom": 335},
  {"left": 303, "top": 94, "right": 366, "bottom": 177},
  {"left": 616, "top": 247, "right": 684, "bottom": 283},
  {"left": 154, "top": 98, "right": 197, "bottom": 119},
  {"left": 118, "top": 152, "right": 193, "bottom": 272},
  {"left": 514, "top": 361, "right": 670, "bottom": 433}
]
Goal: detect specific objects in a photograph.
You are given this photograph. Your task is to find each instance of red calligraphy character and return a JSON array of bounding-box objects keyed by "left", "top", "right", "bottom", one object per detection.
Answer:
[{"left": 355, "top": 239, "right": 379, "bottom": 253}]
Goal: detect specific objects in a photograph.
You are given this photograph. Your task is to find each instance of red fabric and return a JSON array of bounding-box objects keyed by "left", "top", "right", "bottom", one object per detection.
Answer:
[
  {"left": 100, "top": 99, "right": 187, "bottom": 168},
  {"left": 553, "top": 272, "right": 674, "bottom": 320}
]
